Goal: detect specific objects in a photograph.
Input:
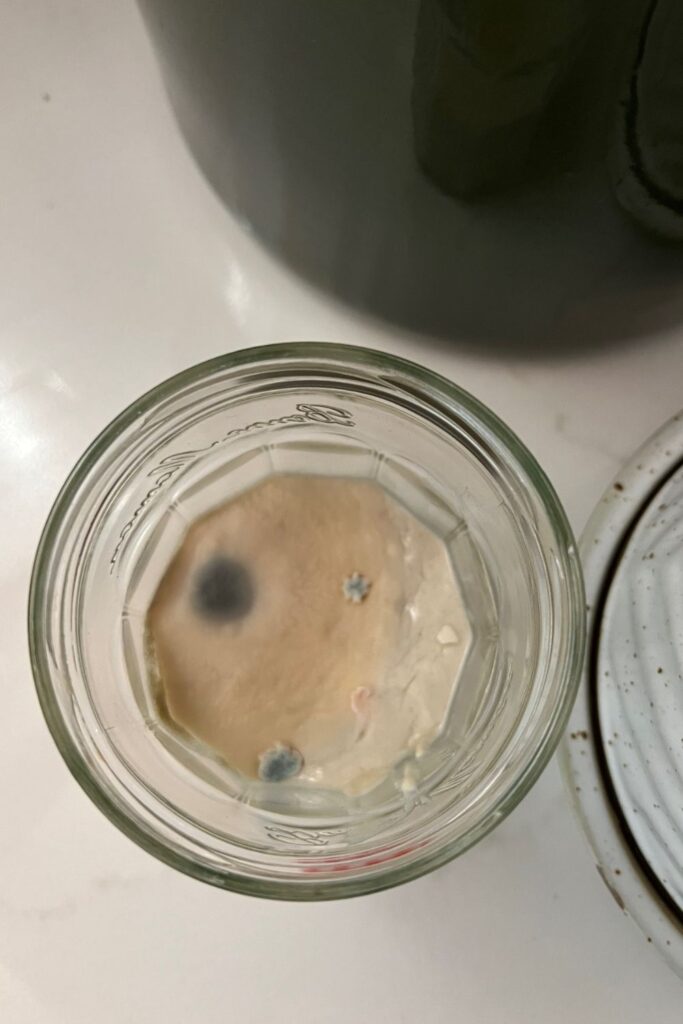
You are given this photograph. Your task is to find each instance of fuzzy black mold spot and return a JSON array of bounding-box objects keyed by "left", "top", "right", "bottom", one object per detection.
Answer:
[{"left": 192, "top": 556, "right": 254, "bottom": 622}]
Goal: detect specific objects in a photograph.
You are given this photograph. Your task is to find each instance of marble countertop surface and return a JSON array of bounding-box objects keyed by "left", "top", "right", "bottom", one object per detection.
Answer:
[{"left": 1, "top": 4, "right": 682, "bottom": 1022}]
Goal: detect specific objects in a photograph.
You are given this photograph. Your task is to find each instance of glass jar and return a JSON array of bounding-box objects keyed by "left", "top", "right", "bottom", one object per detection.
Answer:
[{"left": 28, "top": 343, "right": 584, "bottom": 899}]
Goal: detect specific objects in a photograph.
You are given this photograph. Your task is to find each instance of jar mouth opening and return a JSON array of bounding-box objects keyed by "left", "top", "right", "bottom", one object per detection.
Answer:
[{"left": 28, "top": 342, "right": 585, "bottom": 899}]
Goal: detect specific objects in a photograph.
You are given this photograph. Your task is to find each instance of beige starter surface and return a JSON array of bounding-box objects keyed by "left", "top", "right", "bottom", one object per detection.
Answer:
[{"left": 146, "top": 475, "right": 470, "bottom": 795}]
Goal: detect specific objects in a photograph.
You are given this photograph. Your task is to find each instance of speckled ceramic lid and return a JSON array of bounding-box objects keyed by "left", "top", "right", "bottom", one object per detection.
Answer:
[{"left": 563, "top": 412, "right": 683, "bottom": 977}]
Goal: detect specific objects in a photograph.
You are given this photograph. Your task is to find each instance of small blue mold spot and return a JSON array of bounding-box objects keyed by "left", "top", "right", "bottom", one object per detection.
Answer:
[
  {"left": 343, "top": 572, "right": 371, "bottom": 604},
  {"left": 258, "top": 744, "right": 304, "bottom": 782}
]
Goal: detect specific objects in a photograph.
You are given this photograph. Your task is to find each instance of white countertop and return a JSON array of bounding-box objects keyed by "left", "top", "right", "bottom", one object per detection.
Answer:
[{"left": 2, "top": 4, "right": 682, "bottom": 1022}]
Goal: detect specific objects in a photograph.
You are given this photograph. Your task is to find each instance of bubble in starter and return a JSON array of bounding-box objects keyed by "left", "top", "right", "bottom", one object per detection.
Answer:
[{"left": 437, "top": 624, "right": 460, "bottom": 646}]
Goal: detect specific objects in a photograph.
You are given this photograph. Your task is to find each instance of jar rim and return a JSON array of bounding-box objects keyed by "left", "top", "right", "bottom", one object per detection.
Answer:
[{"left": 28, "top": 342, "right": 586, "bottom": 899}]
